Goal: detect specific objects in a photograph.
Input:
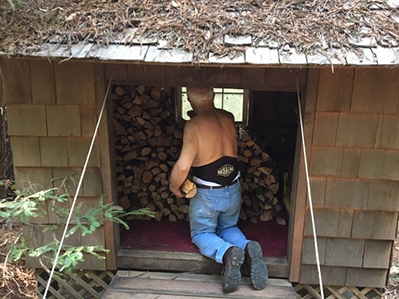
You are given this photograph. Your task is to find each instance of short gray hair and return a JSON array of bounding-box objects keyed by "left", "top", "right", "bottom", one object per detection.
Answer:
[{"left": 186, "top": 87, "right": 214, "bottom": 105}]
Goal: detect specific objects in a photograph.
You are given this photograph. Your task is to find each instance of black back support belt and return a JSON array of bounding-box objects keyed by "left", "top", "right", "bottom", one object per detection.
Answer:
[{"left": 191, "top": 156, "right": 239, "bottom": 186}]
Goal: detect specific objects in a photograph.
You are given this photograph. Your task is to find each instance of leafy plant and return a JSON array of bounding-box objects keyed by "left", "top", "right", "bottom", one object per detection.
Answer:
[
  {"left": 6, "top": 0, "right": 23, "bottom": 8},
  {"left": 0, "top": 188, "right": 68, "bottom": 222},
  {"left": 1, "top": 181, "right": 154, "bottom": 274}
]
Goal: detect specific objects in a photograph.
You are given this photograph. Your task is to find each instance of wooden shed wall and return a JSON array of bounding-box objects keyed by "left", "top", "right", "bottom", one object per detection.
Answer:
[
  {"left": 2, "top": 56, "right": 399, "bottom": 288},
  {"left": 1, "top": 58, "right": 307, "bottom": 272},
  {"left": 299, "top": 68, "right": 399, "bottom": 288},
  {"left": 1, "top": 58, "right": 110, "bottom": 270}
]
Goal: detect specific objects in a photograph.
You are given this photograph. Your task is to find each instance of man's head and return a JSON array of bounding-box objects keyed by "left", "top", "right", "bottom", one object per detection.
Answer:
[{"left": 187, "top": 87, "right": 214, "bottom": 110}]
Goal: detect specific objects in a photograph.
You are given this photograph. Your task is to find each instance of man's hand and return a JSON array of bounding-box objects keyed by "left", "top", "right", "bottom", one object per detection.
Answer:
[
  {"left": 169, "top": 121, "right": 198, "bottom": 199},
  {"left": 170, "top": 186, "right": 184, "bottom": 198}
]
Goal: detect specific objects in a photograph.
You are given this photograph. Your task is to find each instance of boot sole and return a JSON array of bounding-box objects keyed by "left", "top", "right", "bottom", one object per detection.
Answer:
[
  {"left": 222, "top": 247, "right": 245, "bottom": 293},
  {"left": 247, "top": 241, "right": 268, "bottom": 290}
]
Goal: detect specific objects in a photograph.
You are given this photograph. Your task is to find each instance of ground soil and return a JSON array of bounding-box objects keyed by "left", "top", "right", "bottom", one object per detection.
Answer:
[
  {"left": 0, "top": 223, "right": 37, "bottom": 298},
  {"left": 0, "top": 222, "right": 398, "bottom": 298}
]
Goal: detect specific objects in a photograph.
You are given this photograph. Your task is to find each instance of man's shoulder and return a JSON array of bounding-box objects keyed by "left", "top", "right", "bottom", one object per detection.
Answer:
[
  {"left": 189, "top": 109, "right": 233, "bottom": 124},
  {"left": 184, "top": 117, "right": 202, "bottom": 132},
  {"left": 219, "top": 109, "right": 234, "bottom": 119},
  {"left": 184, "top": 117, "right": 204, "bottom": 133}
]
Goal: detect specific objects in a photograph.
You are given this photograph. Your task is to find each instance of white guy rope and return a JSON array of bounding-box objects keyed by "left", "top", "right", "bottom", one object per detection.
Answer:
[
  {"left": 295, "top": 73, "right": 325, "bottom": 299},
  {"left": 43, "top": 73, "right": 114, "bottom": 299}
]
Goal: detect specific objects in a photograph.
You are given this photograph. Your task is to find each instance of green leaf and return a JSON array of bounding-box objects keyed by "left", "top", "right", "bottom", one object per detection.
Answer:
[
  {"left": 43, "top": 224, "right": 60, "bottom": 234},
  {"left": 29, "top": 243, "right": 56, "bottom": 258},
  {"left": 7, "top": 0, "right": 15, "bottom": 8},
  {"left": 104, "top": 212, "right": 113, "bottom": 218},
  {"left": 67, "top": 225, "right": 79, "bottom": 236},
  {"left": 112, "top": 217, "right": 129, "bottom": 230},
  {"left": 81, "top": 225, "right": 90, "bottom": 236},
  {"left": 8, "top": 237, "right": 27, "bottom": 262}
]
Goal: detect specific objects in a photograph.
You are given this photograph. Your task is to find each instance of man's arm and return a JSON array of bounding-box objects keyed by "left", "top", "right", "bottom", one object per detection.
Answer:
[{"left": 170, "top": 121, "right": 198, "bottom": 197}]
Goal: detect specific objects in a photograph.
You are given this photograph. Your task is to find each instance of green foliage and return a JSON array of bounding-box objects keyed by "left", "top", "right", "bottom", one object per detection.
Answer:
[
  {"left": 26, "top": 239, "right": 109, "bottom": 273},
  {"left": 0, "top": 180, "right": 155, "bottom": 274},
  {"left": 0, "top": 188, "right": 68, "bottom": 223},
  {"left": 6, "top": 0, "right": 23, "bottom": 8},
  {"left": 9, "top": 234, "right": 26, "bottom": 262},
  {"left": 69, "top": 195, "right": 148, "bottom": 235}
]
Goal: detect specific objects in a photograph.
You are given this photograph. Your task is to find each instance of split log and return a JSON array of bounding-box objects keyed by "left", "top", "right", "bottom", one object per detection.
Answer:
[{"left": 115, "top": 86, "right": 125, "bottom": 96}]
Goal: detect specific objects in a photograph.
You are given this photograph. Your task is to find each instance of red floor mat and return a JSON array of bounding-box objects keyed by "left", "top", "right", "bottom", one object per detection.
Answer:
[{"left": 120, "top": 218, "right": 288, "bottom": 257}]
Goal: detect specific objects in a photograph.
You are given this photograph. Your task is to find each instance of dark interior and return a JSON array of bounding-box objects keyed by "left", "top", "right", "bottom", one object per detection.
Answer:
[{"left": 249, "top": 91, "right": 298, "bottom": 201}]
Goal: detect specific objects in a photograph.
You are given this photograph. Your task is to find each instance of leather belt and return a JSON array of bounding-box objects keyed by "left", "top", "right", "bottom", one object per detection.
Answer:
[{"left": 196, "top": 178, "right": 239, "bottom": 189}]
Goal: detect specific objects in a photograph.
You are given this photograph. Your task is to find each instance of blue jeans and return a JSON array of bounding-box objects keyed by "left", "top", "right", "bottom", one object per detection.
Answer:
[{"left": 189, "top": 182, "right": 250, "bottom": 264}]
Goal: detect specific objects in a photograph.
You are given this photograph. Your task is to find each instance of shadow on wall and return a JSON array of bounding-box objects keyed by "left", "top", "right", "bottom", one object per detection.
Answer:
[{"left": 0, "top": 78, "right": 14, "bottom": 198}]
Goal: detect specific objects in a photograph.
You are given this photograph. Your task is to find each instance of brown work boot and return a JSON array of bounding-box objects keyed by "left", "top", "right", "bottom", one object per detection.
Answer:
[
  {"left": 245, "top": 241, "right": 268, "bottom": 290},
  {"left": 222, "top": 246, "right": 245, "bottom": 293}
]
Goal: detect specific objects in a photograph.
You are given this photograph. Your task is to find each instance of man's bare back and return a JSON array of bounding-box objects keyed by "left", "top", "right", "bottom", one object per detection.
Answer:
[
  {"left": 189, "top": 108, "right": 237, "bottom": 167},
  {"left": 170, "top": 87, "right": 237, "bottom": 197}
]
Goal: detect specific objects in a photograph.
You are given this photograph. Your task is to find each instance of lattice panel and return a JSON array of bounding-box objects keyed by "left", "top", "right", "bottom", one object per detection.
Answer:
[
  {"left": 294, "top": 283, "right": 384, "bottom": 299},
  {"left": 35, "top": 270, "right": 388, "bottom": 299},
  {"left": 35, "top": 269, "right": 115, "bottom": 299}
]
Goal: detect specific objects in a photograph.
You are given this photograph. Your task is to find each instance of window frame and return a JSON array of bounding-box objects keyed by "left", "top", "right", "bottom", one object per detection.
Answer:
[{"left": 176, "top": 87, "right": 249, "bottom": 125}]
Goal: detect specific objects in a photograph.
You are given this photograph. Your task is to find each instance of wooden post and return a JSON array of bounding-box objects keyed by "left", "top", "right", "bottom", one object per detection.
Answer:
[
  {"left": 95, "top": 63, "right": 118, "bottom": 270},
  {"left": 288, "top": 68, "right": 319, "bottom": 282}
]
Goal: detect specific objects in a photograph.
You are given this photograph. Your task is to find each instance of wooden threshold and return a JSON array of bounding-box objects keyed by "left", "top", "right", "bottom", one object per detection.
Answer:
[
  {"left": 117, "top": 249, "right": 289, "bottom": 278},
  {"left": 103, "top": 270, "right": 296, "bottom": 299}
]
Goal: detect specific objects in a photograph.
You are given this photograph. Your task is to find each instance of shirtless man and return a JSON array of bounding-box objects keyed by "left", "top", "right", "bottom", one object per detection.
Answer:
[{"left": 170, "top": 87, "right": 268, "bottom": 293}]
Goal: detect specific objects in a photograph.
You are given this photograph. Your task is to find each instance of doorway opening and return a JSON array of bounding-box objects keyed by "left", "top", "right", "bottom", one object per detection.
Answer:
[{"left": 111, "top": 84, "right": 298, "bottom": 277}]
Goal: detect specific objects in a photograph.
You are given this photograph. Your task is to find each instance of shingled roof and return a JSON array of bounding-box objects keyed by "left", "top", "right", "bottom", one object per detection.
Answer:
[{"left": 1, "top": 0, "right": 398, "bottom": 66}]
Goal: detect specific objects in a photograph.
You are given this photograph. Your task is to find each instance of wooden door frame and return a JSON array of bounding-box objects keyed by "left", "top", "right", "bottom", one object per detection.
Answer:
[
  {"left": 96, "top": 63, "right": 317, "bottom": 275},
  {"left": 95, "top": 64, "right": 119, "bottom": 269},
  {"left": 287, "top": 69, "right": 319, "bottom": 281}
]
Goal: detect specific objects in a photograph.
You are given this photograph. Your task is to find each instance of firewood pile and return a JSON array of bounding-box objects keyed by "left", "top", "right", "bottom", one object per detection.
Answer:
[
  {"left": 113, "top": 85, "right": 284, "bottom": 224},
  {"left": 112, "top": 84, "right": 186, "bottom": 222},
  {"left": 237, "top": 129, "right": 285, "bottom": 225}
]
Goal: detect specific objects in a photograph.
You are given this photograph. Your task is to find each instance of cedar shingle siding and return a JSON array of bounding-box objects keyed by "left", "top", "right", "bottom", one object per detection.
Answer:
[
  {"left": 301, "top": 68, "right": 399, "bottom": 287},
  {"left": 2, "top": 58, "right": 106, "bottom": 270}
]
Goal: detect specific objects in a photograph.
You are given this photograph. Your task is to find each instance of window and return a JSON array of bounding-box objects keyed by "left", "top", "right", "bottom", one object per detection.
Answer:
[{"left": 179, "top": 87, "right": 248, "bottom": 123}]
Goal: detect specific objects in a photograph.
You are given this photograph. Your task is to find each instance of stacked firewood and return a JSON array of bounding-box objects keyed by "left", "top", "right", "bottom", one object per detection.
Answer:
[
  {"left": 112, "top": 85, "right": 187, "bottom": 222},
  {"left": 237, "top": 129, "right": 285, "bottom": 225},
  {"left": 113, "top": 85, "right": 284, "bottom": 224}
]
